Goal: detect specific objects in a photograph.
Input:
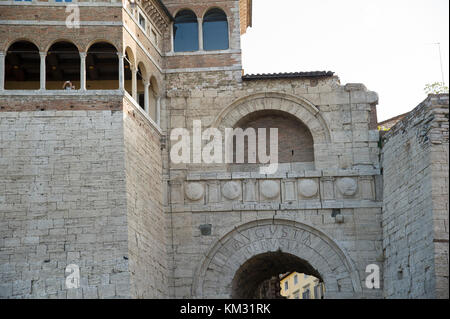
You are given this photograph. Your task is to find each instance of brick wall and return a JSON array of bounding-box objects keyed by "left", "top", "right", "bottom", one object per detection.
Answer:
[
  {"left": 235, "top": 110, "right": 314, "bottom": 164},
  {"left": 162, "top": 0, "right": 242, "bottom": 70}
]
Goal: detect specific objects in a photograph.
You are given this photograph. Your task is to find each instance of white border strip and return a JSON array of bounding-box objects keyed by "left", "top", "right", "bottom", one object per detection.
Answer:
[
  {"left": 0, "top": 20, "right": 122, "bottom": 26},
  {"left": 165, "top": 65, "right": 242, "bottom": 74},
  {"left": 165, "top": 49, "right": 241, "bottom": 57},
  {"left": 0, "top": 89, "right": 123, "bottom": 96},
  {"left": 0, "top": 1, "right": 123, "bottom": 7},
  {"left": 123, "top": 91, "right": 162, "bottom": 135}
]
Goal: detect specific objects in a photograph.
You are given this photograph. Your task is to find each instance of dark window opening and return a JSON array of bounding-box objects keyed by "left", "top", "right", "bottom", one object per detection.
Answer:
[
  {"left": 139, "top": 13, "right": 146, "bottom": 30},
  {"left": 86, "top": 42, "right": 118, "bottom": 90},
  {"left": 173, "top": 10, "right": 199, "bottom": 52},
  {"left": 203, "top": 8, "right": 229, "bottom": 51},
  {"left": 124, "top": 51, "right": 133, "bottom": 96},
  {"left": 5, "top": 41, "right": 40, "bottom": 90},
  {"left": 137, "top": 65, "right": 145, "bottom": 110},
  {"left": 46, "top": 41, "right": 80, "bottom": 90},
  {"left": 138, "top": 93, "right": 145, "bottom": 110}
]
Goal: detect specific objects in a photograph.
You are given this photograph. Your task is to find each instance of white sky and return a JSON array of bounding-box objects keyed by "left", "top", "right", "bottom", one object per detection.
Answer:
[{"left": 241, "top": 0, "right": 449, "bottom": 121}]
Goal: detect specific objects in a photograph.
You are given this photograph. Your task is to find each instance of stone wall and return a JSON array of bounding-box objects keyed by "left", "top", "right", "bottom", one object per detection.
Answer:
[
  {"left": 0, "top": 108, "right": 130, "bottom": 298},
  {"left": 123, "top": 97, "right": 169, "bottom": 298},
  {"left": 164, "top": 72, "right": 384, "bottom": 299},
  {"left": 381, "top": 94, "right": 449, "bottom": 299}
]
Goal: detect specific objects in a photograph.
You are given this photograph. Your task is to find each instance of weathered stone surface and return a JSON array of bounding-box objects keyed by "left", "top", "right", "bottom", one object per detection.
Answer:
[
  {"left": 0, "top": 0, "right": 446, "bottom": 301},
  {"left": 298, "top": 179, "right": 319, "bottom": 198},
  {"left": 382, "top": 95, "right": 449, "bottom": 299},
  {"left": 336, "top": 178, "right": 358, "bottom": 196},
  {"left": 222, "top": 181, "right": 242, "bottom": 200},
  {"left": 260, "top": 181, "right": 280, "bottom": 200},
  {"left": 185, "top": 183, "right": 205, "bottom": 201}
]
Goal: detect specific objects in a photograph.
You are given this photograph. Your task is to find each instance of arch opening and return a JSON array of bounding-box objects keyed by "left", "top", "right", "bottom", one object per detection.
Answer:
[
  {"left": 203, "top": 8, "right": 229, "bottom": 51},
  {"left": 231, "top": 251, "right": 323, "bottom": 299},
  {"left": 228, "top": 110, "right": 315, "bottom": 172},
  {"left": 148, "top": 76, "right": 159, "bottom": 120},
  {"left": 124, "top": 49, "right": 133, "bottom": 96},
  {"left": 46, "top": 41, "right": 80, "bottom": 90},
  {"left": 173, "top": 10, "right": 199, "bottom": 52},
  {"left": 86, "top": 42, "right": 118, "bottom": 90},
  {"left": 5, "top": 40, "right": 40, "bottom": 90},
  {"left": 137, "top": 64, "right": 146, "bottom": 110}
]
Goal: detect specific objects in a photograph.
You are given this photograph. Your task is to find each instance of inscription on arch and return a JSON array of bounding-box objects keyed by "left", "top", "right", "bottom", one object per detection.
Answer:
[{"left": 193, "top": 219, "right": 362, "bottom": 298}]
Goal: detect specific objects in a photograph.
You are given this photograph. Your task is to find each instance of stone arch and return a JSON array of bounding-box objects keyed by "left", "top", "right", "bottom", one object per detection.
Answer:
[
  {"left": 137, "top": 61, "right": 148, "bottom": 81},
  {"left": 172, "top": 7, "right": 200, "bottom": 18},
  {"left": 44, "top": 38, "right": 82, "bottom": 53},
  {"left": 212, "top": 92, "right": 331, "bottom": 145},
  {"left": 5, "top": 38, "right": 42, "bottom": 52},
  {"left": 192, "top": 219, "right": 362, "bottom": 299},
  {"left": 84, "top": 39, "right": 119, "bottom": 55},
  {"left": 124, "top": 46, "right": 136, "bottom": 67},
  {"left": 200, "top": 6, "right": 231, "bottom": 19}
]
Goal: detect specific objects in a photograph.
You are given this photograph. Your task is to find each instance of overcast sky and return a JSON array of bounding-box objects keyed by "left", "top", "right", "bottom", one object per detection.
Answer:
[{"left": 241, "top": 0, "right": 449, "bottom": 121}]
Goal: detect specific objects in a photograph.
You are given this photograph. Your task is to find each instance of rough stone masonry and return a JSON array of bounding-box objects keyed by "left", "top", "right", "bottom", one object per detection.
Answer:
[{"left": 0, "top": 0, "right": 448, "bottom": 299}]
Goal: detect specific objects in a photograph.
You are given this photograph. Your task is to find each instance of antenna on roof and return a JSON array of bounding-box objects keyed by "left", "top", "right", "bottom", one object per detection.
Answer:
[{"left": 433, "top": 42, "right": 446, "bottom": 85}]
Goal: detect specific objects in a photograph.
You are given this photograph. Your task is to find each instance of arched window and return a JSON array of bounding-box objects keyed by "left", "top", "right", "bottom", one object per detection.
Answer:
[
  {"left": 86, "top": 42, "right": 118, "bottom": 90},
  {"left": 148, "top": 76, "right": 159, "bottom": 121},
  {"left": 203, "top": 8, "right": 229, "bottom": 51},
  {"left": 173, "top": 10, "right": 199, "bottom": 52},
  {"left": 5, "top": 40, "right": 40, "bottom": 90},
  {"left": 123, "top": 47, "right": 134, "bottom": 96},
  {"left": 137, "top": 63, "right": 147, "bottom": 110},
  {"left": 46, "top": 41, "right": 80, "bottom": 90},
  {"left": 227, "top": 110, "right": 315, "bottom": 172}
]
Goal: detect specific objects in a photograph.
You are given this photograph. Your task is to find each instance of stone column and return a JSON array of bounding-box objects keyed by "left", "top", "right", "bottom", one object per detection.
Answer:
[
  {"left": 39, "top": 52, "right": 46, "bottom": 90},
  {"left": 144, "top": 80, "right": 150, "bottom": 113},
  {"left": 198, "top": 18, "right": 203, "bottom": 51},
  {"left": 170, "top": 22, "right": 175, "bottom": 53},
  {"left": 80, "top": 52, "right": 86, "bottom": 91},
  {"left": 156, "top": 96, "right": 161, "bottom": 126},
  {"left": 131, "top": 66, "right": 137, "bottom": 101},
  {"left": 0, "top": 52, "right": 5, "bottom": 91},
  {"left": 117, "top": 52, "right": 124, "bottom": 90}
]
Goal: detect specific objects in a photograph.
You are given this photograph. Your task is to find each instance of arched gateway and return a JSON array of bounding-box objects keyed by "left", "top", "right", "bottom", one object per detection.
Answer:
[{"left": 192, "top": 219, "right": 363, "bottom": 299}]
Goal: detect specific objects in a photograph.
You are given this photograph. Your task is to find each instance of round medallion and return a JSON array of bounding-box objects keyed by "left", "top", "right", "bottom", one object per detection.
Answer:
[
  {"left": 299, "top": 179, "right": 318, "bottom": 198},
  {"left": 260, "top": 180, "right": 280, "bottom": 199},
  {"left": 222, "top": 181, "right": 241, "bottom": 200},
  {"left": 185, "top": 183, "right": 204, "bottom": 201},
  {"left": 337, "top": 178, "right": 358, "bottom": 196}
]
